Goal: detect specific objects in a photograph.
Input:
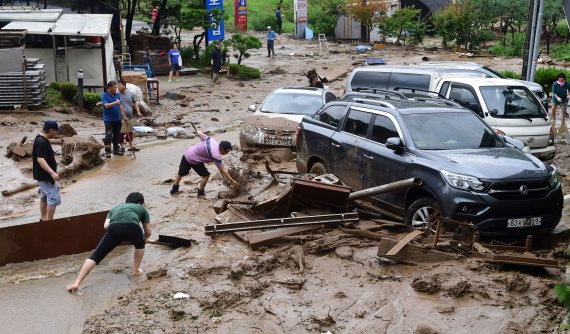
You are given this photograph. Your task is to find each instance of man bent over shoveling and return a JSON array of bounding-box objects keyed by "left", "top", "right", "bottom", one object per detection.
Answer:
[{"left": 170, "top": 129, "right": 237, "bottom": 196}]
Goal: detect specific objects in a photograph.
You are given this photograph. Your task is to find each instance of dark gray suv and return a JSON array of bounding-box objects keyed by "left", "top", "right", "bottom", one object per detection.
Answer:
[{"left": 296, "top": 97, "right": 563, "bottom": 236}]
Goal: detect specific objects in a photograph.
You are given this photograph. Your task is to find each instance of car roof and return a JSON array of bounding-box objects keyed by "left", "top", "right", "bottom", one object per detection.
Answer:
[
  {"left": 351, "top": 65, "right": 484, "bottom": 77},
  {"left": 331, "top": 97, "right": 470, "bottom": 116},
  {"left": 439, "top": 77, "right": 527, "bottom": 87},
  {"left": 272, "top": 86, "right": 327, "bottom": 95},
  {"left": 418, "top": 61, "right": 484, "bottom": 70}
]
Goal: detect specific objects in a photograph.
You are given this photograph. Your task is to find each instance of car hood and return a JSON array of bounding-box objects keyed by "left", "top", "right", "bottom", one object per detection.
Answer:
[
  {"left": 422, "top": 147, "right": 550, "bottom": 179},
  {"left": 253, "top": 111, "right": 305, "bottom": 123}
]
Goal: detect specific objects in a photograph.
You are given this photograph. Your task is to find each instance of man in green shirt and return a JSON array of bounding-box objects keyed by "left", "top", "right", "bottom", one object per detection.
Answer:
[
  {"left": 67, "top": 192, "right": 152, "bottom": 293},
  {"left": 552, "top": 72, "right": 570, "bottom": 129}
]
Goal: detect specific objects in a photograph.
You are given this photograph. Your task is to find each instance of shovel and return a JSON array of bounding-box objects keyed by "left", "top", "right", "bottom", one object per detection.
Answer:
[{"left": 148, "top": 234, "right": 192, "bottom": 249}]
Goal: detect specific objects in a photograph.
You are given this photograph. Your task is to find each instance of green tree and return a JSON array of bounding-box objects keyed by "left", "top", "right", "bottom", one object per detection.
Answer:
[
  {"left": 378, "top": 6, "right": 425, "bottom": 45},
  {"left": 308, "top": 0, "right": 347, "bottom": 36},
  {"left": 543, "top": 0, "right": 564, "bottom": 54},
  {"left": 228, "top": 34, "right": 262, "bottom": 65},
  {"left": 345, "top": 0, "right": 389, "bottom": 42}
]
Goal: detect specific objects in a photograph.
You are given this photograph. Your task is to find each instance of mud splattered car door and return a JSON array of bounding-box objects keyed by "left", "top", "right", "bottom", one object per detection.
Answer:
[
  {"left": 366, "top": 113, "right": 407, "bottom": 206},
  {"left": 330, "top": 107, "right": 373, "bottom": 190}
]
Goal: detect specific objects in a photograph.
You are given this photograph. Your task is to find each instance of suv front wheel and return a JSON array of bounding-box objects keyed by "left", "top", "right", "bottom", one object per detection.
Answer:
[
  {"left": 309, "top": 162, "right": 328, "bottom": 175},
  {"left": 405, "top": 197, "right": 440, "bottom": 229}
]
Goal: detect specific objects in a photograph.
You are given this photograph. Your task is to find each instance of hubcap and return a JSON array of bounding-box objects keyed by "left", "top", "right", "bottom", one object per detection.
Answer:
[{"left": 411, "top": 206, "right": 436, "bottom": 229}]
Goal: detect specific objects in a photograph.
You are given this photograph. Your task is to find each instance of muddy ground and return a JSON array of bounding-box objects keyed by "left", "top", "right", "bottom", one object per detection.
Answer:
[{"left": 1, "top": 32, "right": 570, "bottom": 333}]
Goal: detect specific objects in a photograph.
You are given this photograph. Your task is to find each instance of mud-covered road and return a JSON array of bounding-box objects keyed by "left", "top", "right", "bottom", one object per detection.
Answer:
[{"left": 1, "top": 32, "right": 570, "bottom": 333}]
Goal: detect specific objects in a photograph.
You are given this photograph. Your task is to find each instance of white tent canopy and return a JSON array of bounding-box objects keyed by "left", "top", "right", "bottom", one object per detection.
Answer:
[{"left": 2, "top": 13, "right": 112, "bottom": 37}]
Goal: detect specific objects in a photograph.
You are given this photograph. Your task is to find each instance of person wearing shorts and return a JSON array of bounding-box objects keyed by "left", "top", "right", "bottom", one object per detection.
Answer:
[
  {"left": 168, "top": 43, "right": 180, "bottom": 83},
  {"left": 33, "top": 120, "right": 61, "bottom": 221},
  {"left": 170, "top": 129, "right": 238, "bottom": 197},
  {"left": 67, "top": 192, "right": 152, "bottom": 293}
]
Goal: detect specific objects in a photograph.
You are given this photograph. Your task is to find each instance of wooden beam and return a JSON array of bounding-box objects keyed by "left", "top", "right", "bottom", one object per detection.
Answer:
[
  {"left": 386, "top": 230, "right": 423, "bottom": 256},
  {"left": 377, "top": 237, "right": 461, "bottom": 263}
]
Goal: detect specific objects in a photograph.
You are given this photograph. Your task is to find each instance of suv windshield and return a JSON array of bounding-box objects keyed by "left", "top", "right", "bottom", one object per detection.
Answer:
[
  {"left": 403, "top": 112, "right": 505, "bottom": 150},
  {"left": 261, "top": 92, "right": 323, "bottom": 115},
  {"left": 480, "top": 86, "right": 545, "bottom": 118}
]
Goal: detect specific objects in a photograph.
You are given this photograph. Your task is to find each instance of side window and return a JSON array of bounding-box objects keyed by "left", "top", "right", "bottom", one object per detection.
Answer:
[
  {"left": 388, "top": 73, "right": 431, "bottom": 91},
  {"left": 369, "top": 115, "right": 399, "bottom": 144},
  {"left": 325, "top": 92, "right": 337, "bottom": 103},
  {"left": 343, "top": 109, "right": 372, "bottom": 137},
  {"left": 318, "top": 105, "right": 346, "bottom": 128},
  {"left": 439, "top": 82, "right": 450, "bottom": 97},
  {"left": 449, "top": 84, "right": 481, "bottom": 114}
]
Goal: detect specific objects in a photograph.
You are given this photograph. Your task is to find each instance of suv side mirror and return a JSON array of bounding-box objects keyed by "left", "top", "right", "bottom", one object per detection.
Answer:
[
  {"left": 386, "top": 137, "right": 404, "bottom": 151},
  {"left": 248, "top": 104, "right": 256, "bottom": 112}
]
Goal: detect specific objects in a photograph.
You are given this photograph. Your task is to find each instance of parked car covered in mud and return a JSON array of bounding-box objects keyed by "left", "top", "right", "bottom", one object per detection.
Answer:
[
  {"left": 296, "top": 95, "right": 563, "bottom": 236},
  {"left": 240, "top": 87, "right": 337, "bottom": 151}
]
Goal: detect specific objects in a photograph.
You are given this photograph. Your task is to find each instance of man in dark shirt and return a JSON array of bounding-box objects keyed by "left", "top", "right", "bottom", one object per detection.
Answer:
[
  {"left": 33, "top": 120, "right": 61, "bottom": 221},
  {"left": 276, "top": 6, "right": 282, "bottom": 34},
  {"left": 101, "top": 81, "right": 127, "bottom": 158},
  {"left": 211, "top": 41, "right": 223, "bottom": 85}
]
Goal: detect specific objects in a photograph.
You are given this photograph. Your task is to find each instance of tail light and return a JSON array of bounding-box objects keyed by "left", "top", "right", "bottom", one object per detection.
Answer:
[
  {"left": 295, "top": 126, "right": 301, "bottom": 146},
  {"left": 548, "top": 127, "right": 554, "bottom": 146}
]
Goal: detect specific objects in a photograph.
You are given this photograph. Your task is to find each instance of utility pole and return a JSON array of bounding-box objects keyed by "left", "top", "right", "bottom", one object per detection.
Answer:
[{"left": 522, "top": 0, "right": 537, "bottom": 80}]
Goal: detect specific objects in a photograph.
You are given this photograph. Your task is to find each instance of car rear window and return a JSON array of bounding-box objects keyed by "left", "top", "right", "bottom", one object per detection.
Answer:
[
  {"left": 261, "top": 93, "right": 323, "bottom": 115},
  {"left": 344, "top": 109, "right": 372, "bottom": 137},
  {"left": 402, "top": 112, "right": 504, "bottom": 150},
  {"left": 351, "top": 71, "right": 390, "bottom": 90},
  {"left": 388, "top": 73, "right": 431, "bottom": 91}
]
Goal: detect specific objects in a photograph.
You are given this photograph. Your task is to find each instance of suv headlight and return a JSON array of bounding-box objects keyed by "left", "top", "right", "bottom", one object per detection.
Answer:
[
  {"left": 441, "top": 170, "right": 486, "bottom": 191},
  {"left": 548, "top": 166, "right": 559, "bottom": 188}
]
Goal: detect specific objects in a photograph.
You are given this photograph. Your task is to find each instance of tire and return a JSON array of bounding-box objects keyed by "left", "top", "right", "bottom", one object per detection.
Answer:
[
  {"left": 405, "top": 197, "right": 440, "bottom": 230},
  {"left": 309, "top": 161, "right": 327, "bottom": 175}
]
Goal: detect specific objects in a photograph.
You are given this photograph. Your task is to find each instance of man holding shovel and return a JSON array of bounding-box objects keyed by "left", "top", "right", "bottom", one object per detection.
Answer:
[
  {"left": 117, "top": 80, "right": 142, "bottom": 154},
  {"left": 170, "top": 125, "right": 238, "bottom": 196},
  {"left": 67, "top": 192, "right": 152, "bottom": 293}
]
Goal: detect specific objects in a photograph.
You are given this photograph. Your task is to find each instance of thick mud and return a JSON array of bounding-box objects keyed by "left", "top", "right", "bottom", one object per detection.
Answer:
[{"left": 1, "top": 31, "right": 569, "bottom": 333}]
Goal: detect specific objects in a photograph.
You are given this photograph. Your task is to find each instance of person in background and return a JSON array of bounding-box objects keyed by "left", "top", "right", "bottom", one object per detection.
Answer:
[
  {"left": 101, "top": 81, "right": 127, "bottom": 158},
  {"left": 211, "top": 41, "right": 222, "bottom": 85},
  {"left": 117, "top": 80, "right": 142, "bottom": 152},
  {"left": 144, "top": 48, "right": 155, "bottom": 98},
  {"left": 168, "top": 43, "right": 180, "bottom": 83},
  {"left": 67, "top": 192, "right": 152, "bottom": 293},
  {"left": 275, "top": 6, "right": 282, "bottom": 34},
  {"left": 170, "top": 129, "right": 238, "bottom": 197},
  {"left": 266, "top": 26, "right": 277, "bottom": 57},
  {"left": 32, "top": 120, "right": 61, "bottom": 221},
  {"left": 151, "top": 6, "right": 158, "bottom": 23},
  {"left": 552, "top": 72, "right": 570, "bottom": 135}
]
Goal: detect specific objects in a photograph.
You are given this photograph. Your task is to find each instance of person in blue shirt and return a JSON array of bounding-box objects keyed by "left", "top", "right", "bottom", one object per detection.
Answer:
[
  {"left": 552, "top": 73, "right": 570, "bottom": 131},
  {"left": 101, "top": 81, "right": 127, "bottom": 158},
  {"left": 168, "top": 43, "right": 180, "bottom": 83},
  {"left": 275, "top": 6, "right": 282, "bottom": 34},
  {"left": 266, "top": 26, "right": 277, "bottom": 57}
]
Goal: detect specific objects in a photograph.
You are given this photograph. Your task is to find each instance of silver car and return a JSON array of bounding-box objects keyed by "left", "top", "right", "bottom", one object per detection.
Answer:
[{"left": 240, "top": 87, "right": 337, "bottom": 151}]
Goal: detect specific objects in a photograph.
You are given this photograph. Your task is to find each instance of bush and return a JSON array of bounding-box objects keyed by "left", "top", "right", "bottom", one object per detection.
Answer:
[
  {"left": 536, "top": 67, "right": 570, "bottom": 95},
  {"left": 237, "top": 65, "right": 260, "bottom": 80},
  {"left": 49, "top": 81, "right": 61, "bottom": 91},
  {"left": 228, "top": 63, "right": 240, "bottom": 75},
  {"left": 497, "top": 70, "right": 520, "bottom": 79},
  {"left": 46, "top": 87, "right": 66, "bottom": 108},
  {"left": 82, "top": 92, "right": 101, "bottom": 112},
  {"left": 487, "top": 33, "right": 525, "bottom": 57},
  {"left": 551, "top": 43, "right": 570, "bottom": 62},
  {"left": 59, "top": 82, "right": 77, "bottom": 102}
]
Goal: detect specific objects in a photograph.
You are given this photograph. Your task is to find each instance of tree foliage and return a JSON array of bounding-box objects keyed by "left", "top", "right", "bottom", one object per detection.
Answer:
[
  {"left": 308, "top": 0, "right": 346, "bottom": 36},
  {"left": 378, "top": 6, "right": 426, "bottom": 45},
  {"left": 345, "top": 0, "right": 389, "bottom": 42},
  {"left": 228, "top": 34, "right": 262, "bottom": 65}
]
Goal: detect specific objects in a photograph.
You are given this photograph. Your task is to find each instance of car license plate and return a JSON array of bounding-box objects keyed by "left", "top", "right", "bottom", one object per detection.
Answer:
[{"left": 507, "top": 217, "right": 541, "bottom": 228}]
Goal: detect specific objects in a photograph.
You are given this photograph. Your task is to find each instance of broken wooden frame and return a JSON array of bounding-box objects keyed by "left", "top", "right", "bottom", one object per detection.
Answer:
[{"left": 205, "top": 212, "right": 359, "bottom": 235}]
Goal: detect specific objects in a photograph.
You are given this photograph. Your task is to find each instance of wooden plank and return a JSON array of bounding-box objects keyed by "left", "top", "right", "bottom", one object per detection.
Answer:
[
  {"left": 377, "top": 237, "right": 460, "bottom": 263},
  {"left": 474, "top": 253, "right": 560, "bottom": 268},
  {"left": 354, "top": 200, "right": 403, "bottom": 222},
  {"left": 249, "top": 225, "right": 321, "bottom": 250},
  {"left": 341, "top": 227, "right": 387, "bottom": 241},
  {"left": 386, "top": 230, "right": 423, "bottom": 256}
]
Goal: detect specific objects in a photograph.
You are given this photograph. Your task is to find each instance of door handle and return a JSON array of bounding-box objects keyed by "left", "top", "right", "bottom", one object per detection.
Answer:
[
  {"left": 331, "top": 143, "right": 340, "bottom": 148},
  {"left": 363, "top": 154, "right": 373, "bottom": 160}
]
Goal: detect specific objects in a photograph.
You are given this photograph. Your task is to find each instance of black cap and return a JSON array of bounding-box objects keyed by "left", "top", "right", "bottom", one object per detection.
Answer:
[
  {"left": 43, "top": 120, "right": 60, "bottom": 133},
  {"left": 219, "top": 141, "right": 233, "bottom": 152}
]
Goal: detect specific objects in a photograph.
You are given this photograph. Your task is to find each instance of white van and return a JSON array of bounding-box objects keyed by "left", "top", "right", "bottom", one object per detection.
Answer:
[{"left": 435, "top": 77, "right": 555, "bottom": 160}]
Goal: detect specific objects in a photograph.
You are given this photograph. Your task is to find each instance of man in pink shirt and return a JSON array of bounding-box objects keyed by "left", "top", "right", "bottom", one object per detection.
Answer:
[{"left": 170, "top": 130, "right": 238, "bottom": 196}]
